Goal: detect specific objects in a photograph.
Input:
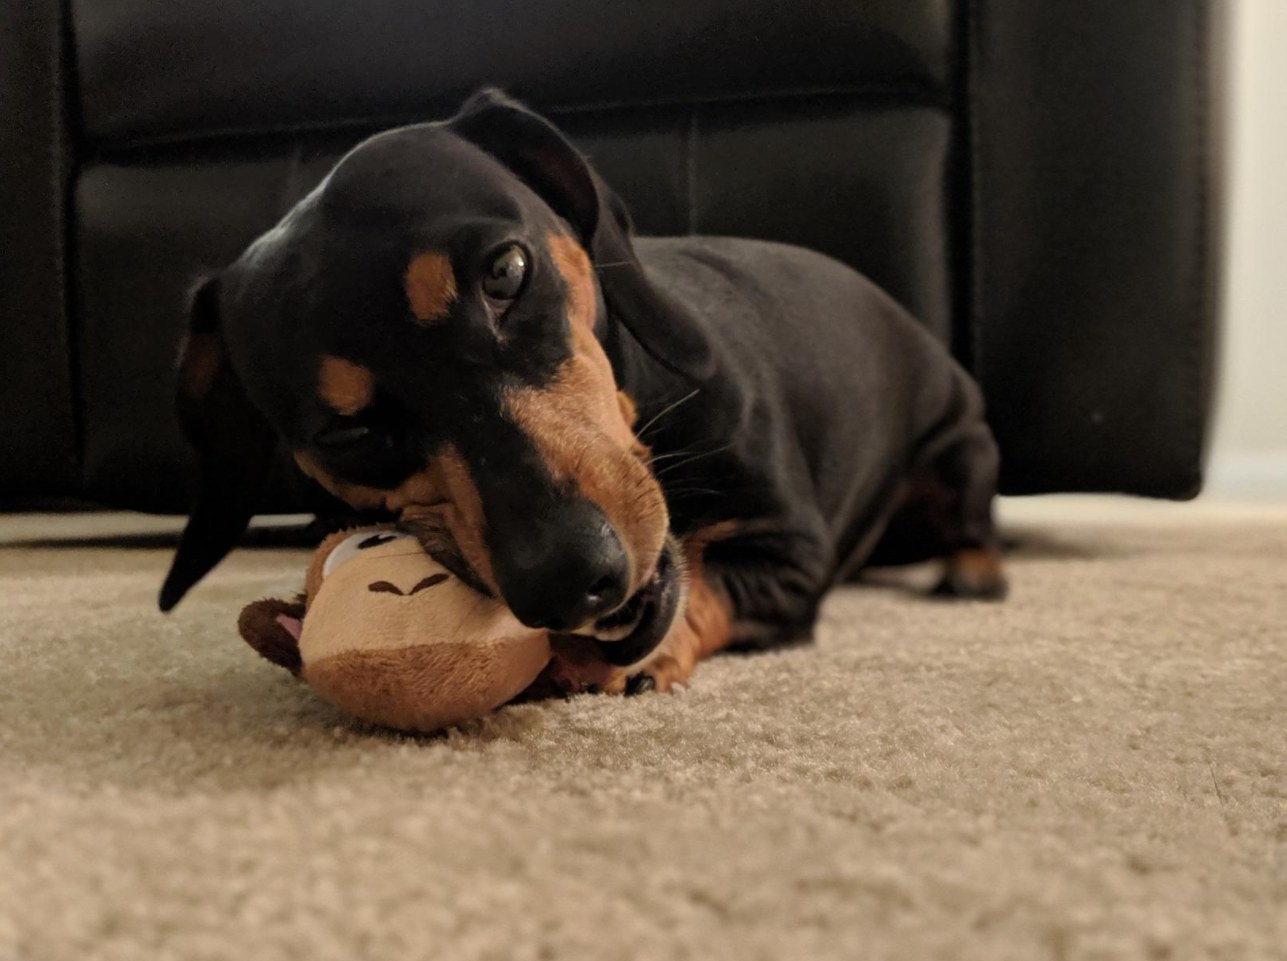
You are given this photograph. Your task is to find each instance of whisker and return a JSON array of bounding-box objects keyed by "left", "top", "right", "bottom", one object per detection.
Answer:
[
  {"left": 646, "top": 446, "right": 710, "bottom": 467},
  {"left": 651, "top": 442, "right": 735, "bottom": 479},
  {"left": 659, "top": 487, "right": 724, "bottom": 498},
  {"left": 635, "top": 388, "right": 701, "bottom": 441}
]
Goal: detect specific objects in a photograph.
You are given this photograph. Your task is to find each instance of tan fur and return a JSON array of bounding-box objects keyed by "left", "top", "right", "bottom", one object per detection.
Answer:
[
  {"left": 404, "top": 251, "right": 457, "bottom": 324},
  {"left": 616, "top": 391, "right": 638, "bottom": 428},
  {"left": 396, "top": 449, "right": 497, "bottom": 594},
  {"left": 943, "top": 547, "right": 1007, "bottom": 596},
  {"left": 637, "top": 533, "right": 735, "bottom": 693},
  {"left": 538, "top": 524, "right": 740, "bottom": 696},
  {"left": 502, "top": 234, "right": 669, "bottom": 596},
  {"left": 295, "top": 447, "right": 498, "bottom": 595},
  {"left": 546, "top": 234, "right": 595, "bottom": 329},
  {"left": 318, "top": 356, "right": 375, "bottom": 415}
]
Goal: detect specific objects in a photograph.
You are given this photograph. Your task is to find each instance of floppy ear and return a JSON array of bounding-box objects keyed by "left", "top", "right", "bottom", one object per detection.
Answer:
[
  {"left": 447, "top": 88, "right": 715, "bottom": 381},
  {"left": 237, "top": 596, "right": 305, "bottom": 674},
  {"left": 158, "top": 276, "right": 278, "bottom": 612}
]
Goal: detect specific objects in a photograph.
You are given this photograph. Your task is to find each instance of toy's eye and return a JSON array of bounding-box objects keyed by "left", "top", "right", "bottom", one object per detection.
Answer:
[
  {"left": 322, "top": 529, "right": 418, "bottom": 578},
  {"left": 481, "top": 244, "right": 528, "bottom": 301}
]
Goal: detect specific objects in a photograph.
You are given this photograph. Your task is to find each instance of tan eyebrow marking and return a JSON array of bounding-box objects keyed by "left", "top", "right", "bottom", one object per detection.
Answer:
[
  {"left": 546, "top": 233, "right": 595, "bottom": 330},
  {"left": 318, "top": 356, "right": 374, "bottom": 415},
  {"left": 404, "top": 251, "right": 458, "bottom": 323}
]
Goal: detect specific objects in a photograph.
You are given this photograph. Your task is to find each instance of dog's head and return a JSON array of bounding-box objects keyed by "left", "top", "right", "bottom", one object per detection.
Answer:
[{"left": 161, "top": 90, "right": 708, "bottom": 664}]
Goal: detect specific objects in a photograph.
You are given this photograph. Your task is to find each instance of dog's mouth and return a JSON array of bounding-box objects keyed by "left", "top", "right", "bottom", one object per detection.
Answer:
[{"left": 571, "top": 539, "right": 683, "bottom": 667}]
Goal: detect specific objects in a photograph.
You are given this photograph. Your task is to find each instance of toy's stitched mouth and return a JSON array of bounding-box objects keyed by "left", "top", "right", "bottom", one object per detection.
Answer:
[{"left": 571, "top": 540, "right": 682, "bottom": 667}]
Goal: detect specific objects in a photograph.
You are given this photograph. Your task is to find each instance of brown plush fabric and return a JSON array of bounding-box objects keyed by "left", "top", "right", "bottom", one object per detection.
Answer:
[
  {"left": 0, "top": 500, "right": 1284, "bottom": 960},
  {"left": 305, "top": 638, "right": 551, "bottom": 733}
]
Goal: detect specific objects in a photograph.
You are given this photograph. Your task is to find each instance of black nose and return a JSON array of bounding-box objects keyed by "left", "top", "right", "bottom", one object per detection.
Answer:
[{"left": 491, "top": 499, "right": 630, "bottom": 632}]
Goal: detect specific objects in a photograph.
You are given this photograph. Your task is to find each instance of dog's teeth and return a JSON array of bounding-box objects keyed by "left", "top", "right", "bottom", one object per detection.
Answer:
[{"left": 590, "top": 622, "right": 635, "bottom": 642}]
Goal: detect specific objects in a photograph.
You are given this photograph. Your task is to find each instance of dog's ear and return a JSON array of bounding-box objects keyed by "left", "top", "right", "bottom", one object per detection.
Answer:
[
  {"left": 237, "top": 596, "right": 305, "bottom": 674},
  {"left": 447, "top": 88, "right": 714, "bottom": 381},
  {"left": 159, "top": 276, "right": 278, "bottom": 612}
]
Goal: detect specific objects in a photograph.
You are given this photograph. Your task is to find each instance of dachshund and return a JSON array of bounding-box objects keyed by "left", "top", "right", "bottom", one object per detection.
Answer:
[{"left": 160, "top": 89, "right": 1005, "bottom": 695}]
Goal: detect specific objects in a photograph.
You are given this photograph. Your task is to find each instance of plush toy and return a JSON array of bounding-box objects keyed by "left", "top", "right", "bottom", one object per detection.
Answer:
[{"left": 238, "top": 526, "right": 551, "bottom": 733}]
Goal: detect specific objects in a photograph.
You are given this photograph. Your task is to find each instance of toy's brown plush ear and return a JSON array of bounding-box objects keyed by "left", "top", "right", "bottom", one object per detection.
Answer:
[{"left": 237, "top": 596, "right": 306, "bottom": 675}]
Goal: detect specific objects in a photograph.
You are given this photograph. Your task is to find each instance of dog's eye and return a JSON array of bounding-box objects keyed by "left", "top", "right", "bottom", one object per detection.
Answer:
[
  {"left": 314, "top": 423, "right": 372, "bottom": 449},
  {"left": 482, "top": 244, "right": 528, "bottom": 301}
]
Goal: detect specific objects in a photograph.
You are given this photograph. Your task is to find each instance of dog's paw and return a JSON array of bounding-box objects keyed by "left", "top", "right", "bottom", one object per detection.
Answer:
[
  {"left": 624, "top": 654, "right": 691, "bottom": 695},
  {"left": 522, "top": 636, "right": 628, "bottom": 699},
  {"left": 933, "top": 548, "right": 1008, "bottom": 601}
]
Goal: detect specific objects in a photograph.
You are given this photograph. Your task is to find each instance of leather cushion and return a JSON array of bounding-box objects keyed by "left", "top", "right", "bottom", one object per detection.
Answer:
[
  {"left": 0, "top": 0, "right": 78, "bottom": 499},
  {"left": 971, "top": 0, "right": 1219, "bottom": 497},
  {"left": 74, "top": 0, "right": 953, "bottom": 144},
  {"left": 73, "top": 101, "right": 951, "bottom": 511}
]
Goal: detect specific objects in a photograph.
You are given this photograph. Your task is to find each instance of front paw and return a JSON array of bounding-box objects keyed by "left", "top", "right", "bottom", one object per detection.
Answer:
[
  {"left": 520, "top": 636, "right": 628, "bottom": 700},
  {"left": 934, "top": 548, "right": 1008, "bottom": 600},
  {"left": 624, "top": 654, "right": 691, "bottom": 695}
]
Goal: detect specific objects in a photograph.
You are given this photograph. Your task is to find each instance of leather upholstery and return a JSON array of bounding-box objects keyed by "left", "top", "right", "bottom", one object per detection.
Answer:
[
  {"left": 1, "top": 0, "right": 1224, "bottom": 507},
  {"left": 971, "top": 0, "right": 1223, "bottom": 497},
  {"left": 0, "top": 0, "right": 78, "bottom": 495},
  {"left": 75, "top": 0, "right": 953, "bottom": 143}
]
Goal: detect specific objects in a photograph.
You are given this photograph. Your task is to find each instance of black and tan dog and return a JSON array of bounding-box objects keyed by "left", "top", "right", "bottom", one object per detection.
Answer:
[{"left": 160, "top": 89, "right": 1005, "bottom": 694}]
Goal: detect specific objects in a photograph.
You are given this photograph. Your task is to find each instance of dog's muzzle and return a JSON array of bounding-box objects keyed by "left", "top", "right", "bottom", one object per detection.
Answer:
[{"left": 580, "top": 538, "right": 683, "bottom": 667}]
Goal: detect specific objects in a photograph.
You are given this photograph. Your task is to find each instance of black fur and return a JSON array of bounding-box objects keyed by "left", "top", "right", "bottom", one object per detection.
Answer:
[{"left": 161, "top": 89, "right": 1002, "bottom": 653}]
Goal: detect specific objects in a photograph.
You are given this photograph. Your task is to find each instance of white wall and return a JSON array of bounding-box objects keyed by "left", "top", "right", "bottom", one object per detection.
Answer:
[{"left": 1206, "top": 0, "right": 1287, "bottom": 497}]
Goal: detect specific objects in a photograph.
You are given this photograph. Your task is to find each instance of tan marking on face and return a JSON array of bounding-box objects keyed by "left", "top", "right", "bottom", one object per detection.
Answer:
[
  {"left": 294, "top": 446, "right": 498, "bottom": 595},
  {"left": 686, "top": 520, "right": 741, "bottom": 550},
  {"left": 546, "top": 233, "right": 595, "bottom": 329},
  {"left": 616, "top": 391, "right": 638, "bottom": 427},
  {"left": 318, "top": 356, "right": 374, "bottom": 415},
  {"left": 404, "top": 251, "right": 457, "bottom": 324},
  {"left": 177, "top": 331, "right": 225, "bottom": 399},
  {"left": 503, "top": 234, "right": 669, "bottom": 595},
  {"left": 617, "top": 390, "right": 652, "bottom": 461},
  {"left": 396, "top": 448, "right": 496, "bottom": 594}
]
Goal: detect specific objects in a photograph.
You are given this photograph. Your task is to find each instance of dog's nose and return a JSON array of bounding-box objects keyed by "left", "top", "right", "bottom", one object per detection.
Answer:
[{"left": 491, "top": 501, "right": 630, "bottom": 632}]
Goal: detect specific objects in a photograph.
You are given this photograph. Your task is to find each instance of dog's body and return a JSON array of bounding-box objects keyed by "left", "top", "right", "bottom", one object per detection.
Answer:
[
  {"left": 605, "top": 236, "right": 1000, "bottom": 643},
  {"left": 161, "top": 90, "right": 1004, "bottom": 694}
]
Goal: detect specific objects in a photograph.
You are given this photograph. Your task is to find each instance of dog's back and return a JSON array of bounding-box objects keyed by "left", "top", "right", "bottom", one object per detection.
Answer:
[{"left": 632, "top": 235, "right": 987, "bottom": 562}]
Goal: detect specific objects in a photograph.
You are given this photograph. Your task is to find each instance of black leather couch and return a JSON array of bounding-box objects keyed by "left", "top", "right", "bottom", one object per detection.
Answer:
[{"left": 1, "top": 0, "right": 1224, "bottom": 512}]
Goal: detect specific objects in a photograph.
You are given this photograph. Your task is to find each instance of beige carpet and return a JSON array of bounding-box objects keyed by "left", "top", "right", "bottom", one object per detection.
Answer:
[{"left": 1, "top": 499, "right": 1284, "bottom": 961}]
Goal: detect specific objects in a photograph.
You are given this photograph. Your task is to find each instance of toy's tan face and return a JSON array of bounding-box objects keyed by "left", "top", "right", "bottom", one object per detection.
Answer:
[
  {"left": 307, "top": 529, "right": 444, "bottom": 604},
  {"left": 238, "top": 524, "right": 553, "bottom": 733},
  {"left": 302, "top": 528, "right": 531, "bottom": 662}
]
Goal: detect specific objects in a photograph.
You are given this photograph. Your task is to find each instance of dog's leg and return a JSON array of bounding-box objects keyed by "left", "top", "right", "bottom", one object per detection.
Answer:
[
  {"left": 522, "top": 538, "right": 734, "bottom": 698},
  {"left": 930, "top": 422, "right": 1007, "bottom": 599},
  {"left": 624, "top": 526, "right": 838, "bottom": 690},
  {"left": 867, "top": 422, "right": 1007, "bottom": 600},
  {"left": 620, "top": 543, "right": 735, "bottom": 694},
  {"left": 526, "top": 523, "right": 832, "bottom": 697}
]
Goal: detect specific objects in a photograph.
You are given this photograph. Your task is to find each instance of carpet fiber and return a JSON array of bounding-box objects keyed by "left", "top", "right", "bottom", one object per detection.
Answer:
[{"left": 1, "top": 499, "right": 1284, "bottom": 960}]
